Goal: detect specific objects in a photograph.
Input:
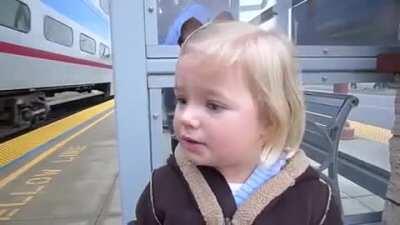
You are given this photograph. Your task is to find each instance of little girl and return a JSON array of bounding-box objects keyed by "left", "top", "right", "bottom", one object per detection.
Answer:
[{"left": 135, "top": 21, "right": 342, "bottom": 225}]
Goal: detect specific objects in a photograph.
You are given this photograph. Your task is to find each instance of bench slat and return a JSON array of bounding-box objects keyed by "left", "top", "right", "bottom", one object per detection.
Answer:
[
  {"left": 305, "top": 112, "right": 335, "bottom": 128},
  {"left": 305, "top": 93, "right": 348, "bottom": 106},
  {"left": 303, "top": 130, "right": 331, "bottom": 153},
  {"left": 305, "top": 101, "right": 341, "bottom": 117},
  {"left": 303, "top": 120, "right": 333, "bottom": 152}
]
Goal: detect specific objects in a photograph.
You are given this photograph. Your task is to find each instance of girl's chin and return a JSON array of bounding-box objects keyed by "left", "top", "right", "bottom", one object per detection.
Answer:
[
  {"left": 182, "top": 150, "right": 210, "bottom": 165},
  {"left": 180, "top": 139, "right": 205, "bottom": 154}
]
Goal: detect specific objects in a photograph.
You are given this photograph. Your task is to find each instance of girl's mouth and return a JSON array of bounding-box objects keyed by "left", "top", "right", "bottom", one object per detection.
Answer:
[
  {"left": 182, "top": 136, "right": 201, "bottom": 144},
  {"left": 180, "top": 136, "right": 205, "bottom": 152}
]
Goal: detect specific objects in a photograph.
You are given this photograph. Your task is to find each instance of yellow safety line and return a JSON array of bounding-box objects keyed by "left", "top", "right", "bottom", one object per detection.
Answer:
[
  {"left": 0, "top": 100, "right": 114, "bottom": 167},
  {"left": 349, "top": 120, "right": 391, "bottom": 144},
  {"left": 0, "top": 110, "right": 114, "bottom": 189}
]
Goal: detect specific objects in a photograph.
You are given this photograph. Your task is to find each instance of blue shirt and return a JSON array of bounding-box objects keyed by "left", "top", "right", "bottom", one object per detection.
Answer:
[
  {"left": 163, "top": 3, "right": 211, "bottom": 45},
  {"left": 233, "top": 156, "right": 287, "bottom": 206}
]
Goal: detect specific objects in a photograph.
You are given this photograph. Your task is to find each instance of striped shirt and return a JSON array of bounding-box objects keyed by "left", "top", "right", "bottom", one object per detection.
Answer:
[{"left": 229, "top": 156, "right": 286, "bottom": 206}]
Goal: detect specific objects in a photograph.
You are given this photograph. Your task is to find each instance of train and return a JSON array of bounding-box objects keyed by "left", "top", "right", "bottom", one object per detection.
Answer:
[{"left": 0, "top": 0, "right": 113, "bottom": 128}]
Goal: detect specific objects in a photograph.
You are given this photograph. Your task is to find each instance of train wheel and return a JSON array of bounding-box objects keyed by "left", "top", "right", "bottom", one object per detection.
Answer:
[{"left": 9, "top": 93, "right": 49, "bottom": 127}]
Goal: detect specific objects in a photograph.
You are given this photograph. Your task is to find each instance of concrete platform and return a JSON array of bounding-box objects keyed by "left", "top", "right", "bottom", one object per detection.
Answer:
[
  {"left": 0, "top": 110, "right": 121, "bottom": 224},
  {"left": 339, "top": 137, "right": 388, "bottom": 216}
]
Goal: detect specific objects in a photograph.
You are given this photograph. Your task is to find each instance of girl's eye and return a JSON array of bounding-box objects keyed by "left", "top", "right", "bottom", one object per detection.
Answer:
[
  {"left": 176, "top": 97, "right": 187, "bottom": 105},
  {"left": 206, "top": 102, "right": 223, "bottom": 112}
]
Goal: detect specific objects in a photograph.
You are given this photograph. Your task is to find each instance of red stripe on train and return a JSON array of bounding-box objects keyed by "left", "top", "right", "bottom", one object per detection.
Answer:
[{"left": 0, "top": 41, "right": 112, "bottom": 70}]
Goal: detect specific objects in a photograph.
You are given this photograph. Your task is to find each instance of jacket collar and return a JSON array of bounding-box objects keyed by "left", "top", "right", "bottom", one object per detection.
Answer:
[{"left": 174, "top": 145, "right": 310, "bottom": 225}]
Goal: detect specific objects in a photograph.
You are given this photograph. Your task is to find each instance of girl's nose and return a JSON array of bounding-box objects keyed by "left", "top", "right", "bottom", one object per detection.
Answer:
[{"left": 179, "top": 106, "right": 200, "bottom": 129}]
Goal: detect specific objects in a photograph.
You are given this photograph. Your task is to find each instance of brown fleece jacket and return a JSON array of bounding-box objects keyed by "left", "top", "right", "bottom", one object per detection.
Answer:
[{"left": 135, "top": 147, "right": 342, "bottom": 225}]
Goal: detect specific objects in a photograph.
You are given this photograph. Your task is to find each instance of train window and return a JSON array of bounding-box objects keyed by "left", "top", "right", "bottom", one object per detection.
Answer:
[
  {"left": 0, "top": 0, "right": 30, "bottom": 33},
  {"left": 80, "top": 33, "right": 96, "bottom": 55},
  {"left": 44, "top": 16, "right": 73, "bottom": 47},
  {"left": 99, "top": 43, "right": 111, "bottom": 58}
]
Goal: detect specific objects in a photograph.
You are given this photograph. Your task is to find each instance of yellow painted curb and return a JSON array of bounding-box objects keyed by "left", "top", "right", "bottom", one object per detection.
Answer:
[
  {"left": 349, "top": 120, "right": 391, "bottom": 144},
  {"left": 0, "top": 100, "right": 114, "bottom": 167},
  {"left": 0, "top": 110, "right": 113, "bottom": 189}
]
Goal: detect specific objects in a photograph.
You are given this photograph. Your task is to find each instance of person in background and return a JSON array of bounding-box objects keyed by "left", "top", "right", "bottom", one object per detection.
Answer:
[
  {"left": 214, "top": 10, "right": 234, "bottom": 22},
  {"left": 164, "top": 3, "right": 211, "bottom": 45},
  {"left": 178, "top": 17, "right": 203, "bottom": 46}
]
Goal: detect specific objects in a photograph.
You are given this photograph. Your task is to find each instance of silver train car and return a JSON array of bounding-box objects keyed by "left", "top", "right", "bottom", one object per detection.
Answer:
[{"left": 0, "top": 0, "right": 113, "bottom": 127}]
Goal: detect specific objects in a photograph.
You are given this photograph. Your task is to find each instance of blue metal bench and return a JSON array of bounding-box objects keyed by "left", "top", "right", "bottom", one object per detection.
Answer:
[
  {"left": 301, "top": 90, "right": 390, "bottom": 225},
  {"left": 301, "top": 91, "right": 359, "bottom": 216}
]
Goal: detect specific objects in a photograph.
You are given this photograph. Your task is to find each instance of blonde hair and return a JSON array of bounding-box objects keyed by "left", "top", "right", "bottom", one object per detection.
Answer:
[{"left": 180, "top": 21, "right": 305, "bottom": 164}]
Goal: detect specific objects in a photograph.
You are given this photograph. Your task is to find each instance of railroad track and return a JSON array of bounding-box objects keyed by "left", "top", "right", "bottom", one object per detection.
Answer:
[{"left": 0, "top": 93, "right": 112, "bottom": 142}]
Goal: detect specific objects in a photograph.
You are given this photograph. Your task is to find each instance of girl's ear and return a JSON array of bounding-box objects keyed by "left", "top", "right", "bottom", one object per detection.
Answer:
[
  {"left": 258, "top": 122, "right": 274, "bottom": 148},
  {"left": 258, "top": 126, "right": 268, "bottom": 147}
]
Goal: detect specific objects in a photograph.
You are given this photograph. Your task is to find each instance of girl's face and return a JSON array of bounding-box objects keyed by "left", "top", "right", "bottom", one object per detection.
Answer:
[{"left": 173, "top": 53, "right": 266, "bottom": 179}]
